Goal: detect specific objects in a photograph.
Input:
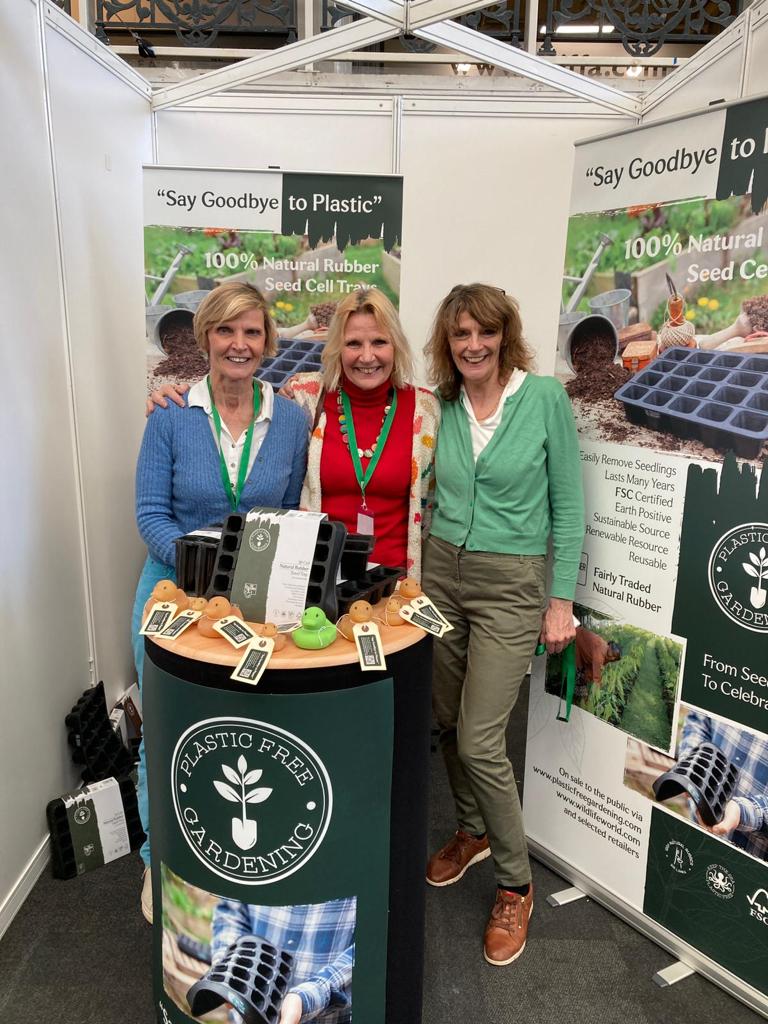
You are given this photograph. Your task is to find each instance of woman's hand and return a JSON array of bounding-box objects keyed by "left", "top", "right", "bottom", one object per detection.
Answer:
[
  {"left": 278, "top": 375, "right": 300, "bottom": 400},
  {"left": 145, "top": 382, "right": 190, "bottom": 417},
  {"left": 540, "top": 598, "right": 576, "bottom": 655},
  {"left": 279, "top": 993, "right": 303, "bottom": 1024}
]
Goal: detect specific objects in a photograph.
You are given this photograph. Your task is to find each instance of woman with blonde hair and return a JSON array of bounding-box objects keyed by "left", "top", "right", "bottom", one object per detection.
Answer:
[
  {"left": 422, "top": 283, "right": 584, "bottom": 967},
  {"left": 132, "top": 282, "right": 309, "bottom": 920},
  {"left": 290, "top": 287, "right": 439, "bottom": 579}
]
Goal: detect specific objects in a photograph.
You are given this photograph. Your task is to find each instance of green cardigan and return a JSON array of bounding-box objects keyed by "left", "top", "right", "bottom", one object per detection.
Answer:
[{"left": 430, "top": 374, "right": 585, "bottom": 600}]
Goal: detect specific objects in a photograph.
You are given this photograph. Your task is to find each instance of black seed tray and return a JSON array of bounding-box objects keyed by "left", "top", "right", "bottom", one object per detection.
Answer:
[
  {"left": 652, "top": 741, "right": 739, "bottom": 826},
  {"left": 65, "top": 681, "right": 134, "bottom": 783},
  {"left": 175, "top": 526, "right": 222, "bottom": 596},
  {"left": 187, "top": 936, "right": 294, "bottom": 1024},
  {"left": 336, "top": 565, "right": 403, "bottom": 616},
  {"left": 614, "top": 347, "right": 768, "bottom": 458},
  {"left": 207, "top": 513, "right": 347, "bottom": 622},
  {"left": 256, "top": 340, "right": 325, "bottom": 390},
  {"left": 340, "top": 532, "right": 375, "bottom": 581},
  {"left": 46, "top": 776, "right": 144, "bottom": 880}
]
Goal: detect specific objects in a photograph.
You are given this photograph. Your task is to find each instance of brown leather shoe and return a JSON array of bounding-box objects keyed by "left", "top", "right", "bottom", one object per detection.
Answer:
[
  {"left": 426, "top": 829, "right": 491, "bottom": 887},
  {"left": 483, "top": 884, "right": 534, "bottom": 965}
]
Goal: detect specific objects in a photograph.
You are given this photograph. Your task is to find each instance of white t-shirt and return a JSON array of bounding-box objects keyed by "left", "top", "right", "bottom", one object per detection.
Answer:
[
  {"left": 188, "top": 376, "right": 274, "bottom": 487},
  {"left": 460, "top": 370, "right": 527, "bottom": 461}
]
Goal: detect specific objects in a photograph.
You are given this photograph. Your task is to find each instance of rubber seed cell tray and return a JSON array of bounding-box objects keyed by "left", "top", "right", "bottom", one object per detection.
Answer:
[
  {"left": 208, "top": 513, "right": 347, "bottom": 622},
  {"left": 187, "top": 936, "right": 294, "bottom": 1024},
  {"left": 46, "top": 776, "right": 144, "bottom": 880},
  {"left": 614, "top": 347, "right": 768, "bottom": 458},
  {"left": 337, "top": 565, "right": 403, "bottom": 616},
  {"left": 65, "top": 681, "right": 134, "bottom": 783},
  {"left": 652, "top": 742, "right": 739, "bottom": 826},
  {"left": 255, "top": 339, "right": 325, "bottom": 390},
  {"left": 175, "top": 526, "right": 222, "bottom": 597}
]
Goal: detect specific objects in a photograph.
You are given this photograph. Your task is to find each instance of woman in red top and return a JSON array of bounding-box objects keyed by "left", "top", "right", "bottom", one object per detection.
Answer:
[{"left": 292, "top": 289, "right": 439, "bottom": 580}]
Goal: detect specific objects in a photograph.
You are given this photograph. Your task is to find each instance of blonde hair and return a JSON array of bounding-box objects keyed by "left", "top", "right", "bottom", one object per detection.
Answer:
[
  {"left": 425, "top": 283, "right": 535, "bottom": 402},
  {"left": 321, "top": 288, "right": 414, "bottom": 391},
  {"left": 193, "top": 282, "right": 278, "bottom": 358}
]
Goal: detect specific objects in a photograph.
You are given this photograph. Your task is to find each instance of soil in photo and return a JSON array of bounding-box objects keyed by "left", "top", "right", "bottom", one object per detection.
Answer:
[{"left": 149, "top": 322, "right": 208, "bottom": 396}]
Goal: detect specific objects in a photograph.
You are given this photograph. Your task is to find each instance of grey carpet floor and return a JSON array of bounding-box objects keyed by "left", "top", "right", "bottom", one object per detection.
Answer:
[{"left": 0, "top": 678, "right": 763, "bottom": 1024}]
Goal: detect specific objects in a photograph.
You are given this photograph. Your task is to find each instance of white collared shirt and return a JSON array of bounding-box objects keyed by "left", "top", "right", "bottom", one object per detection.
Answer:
[
  {"left": 460, "top": 369, "right": 527, "bottom": 462},
  {"left": 188, "top": 376, "right": 274, "bottom": 487}
]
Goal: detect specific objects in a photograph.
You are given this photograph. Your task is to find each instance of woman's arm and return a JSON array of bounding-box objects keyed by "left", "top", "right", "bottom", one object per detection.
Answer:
[
  {"left": 283, "top": 409, "right": 310, "bottom": 509},
  {"left": 135, "top": 408, "right": 184, "bottom": 565}
]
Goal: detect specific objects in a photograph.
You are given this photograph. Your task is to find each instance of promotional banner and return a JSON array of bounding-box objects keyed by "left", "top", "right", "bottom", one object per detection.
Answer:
[
  {"left": 144, "top": 660, "right": 394, "bottom": 1024},
  {"left": 525, "top": 95, "right": 768, "bottom": 1008},
  {"left": 143, "top": 166, "right": 403, "bottom": 394}
]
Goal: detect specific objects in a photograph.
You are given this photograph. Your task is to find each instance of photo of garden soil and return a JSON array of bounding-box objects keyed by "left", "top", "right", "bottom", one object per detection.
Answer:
[
  {"left": 161, "top": 864, "right": 357, "bottom": 1021},
  {"left": 558, "top": 195, "right": 768, "bottom": 465},
  {"left": 544, "top": 603, "right": 684, "bottom": 753},
  {"left": 624, "top": 705, "right": 768, "bottom": 863},
  {"left": 143, "top": 225, "right": 400, "bottom": 395}
]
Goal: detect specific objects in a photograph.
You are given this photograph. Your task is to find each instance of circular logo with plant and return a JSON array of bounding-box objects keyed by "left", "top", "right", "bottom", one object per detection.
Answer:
[
  {"left": 664, "top": 839, "right": 693, "bottom": 875},
  {"left": 172, "top": 717, "right": 332, "bottom": 885},
  {"left": 707, "top": 523, "right": 768, "bottom": 633},
  {"left": 705, "top": 863, "right": 735, "bottom": 900},
  {"left": 73, "top": 806, "right": 91, "bottom": 826},
  {"left": 248, "top": 527, "right": 272, "bottom": 553}
]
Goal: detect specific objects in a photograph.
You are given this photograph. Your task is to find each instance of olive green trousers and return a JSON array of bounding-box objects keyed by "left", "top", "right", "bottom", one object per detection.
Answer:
[{"left": 423, "top": 535, "right": 547, "bottom": 887}]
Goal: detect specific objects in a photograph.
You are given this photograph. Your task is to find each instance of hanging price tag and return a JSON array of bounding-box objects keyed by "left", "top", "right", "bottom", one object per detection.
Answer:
[
  {"left": 231, "top": 637, "right": 275, "bottom": 685},
  {"left": 213, "top": 616, "right": 258, "bottom": 649},
  {"left": 411, "top": 595, "right": 453, "bottom": 633},
  {"left": 399, "top": 604, "right": 447, "bottom": 637},
  {"left": 158, "top": 609, "right": 202, "bottom": 639},
  {"left": 140, "top": 602, "right": 178, "bottom": 636},
  {"left": 352, "top": 621, "right": 386, "bottom": 671}
]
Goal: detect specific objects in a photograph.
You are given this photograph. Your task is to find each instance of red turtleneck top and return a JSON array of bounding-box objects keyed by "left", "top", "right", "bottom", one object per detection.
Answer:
[{"left": 319, "top": 377, "right": 415, "bottom": 570}]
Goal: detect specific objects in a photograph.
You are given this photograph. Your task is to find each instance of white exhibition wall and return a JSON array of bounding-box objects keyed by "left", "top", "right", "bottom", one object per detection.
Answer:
[
  {"left": 156, "top": 94, "right": 633, "bottom": 379},
  {"left": 3, "top": 0, "right": 766, "bottom": 937},
  {"left": 0, "top": 0, "right": 151, "bottom": 936}
]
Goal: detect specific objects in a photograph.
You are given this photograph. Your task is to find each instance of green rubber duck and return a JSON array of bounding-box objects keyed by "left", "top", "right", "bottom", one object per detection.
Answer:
[{"left": 292, "top": 607, "right": 337, "bottom": 650}]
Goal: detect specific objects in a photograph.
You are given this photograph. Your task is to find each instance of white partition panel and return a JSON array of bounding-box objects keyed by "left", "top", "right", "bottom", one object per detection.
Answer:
[
  {"left": 0, "top": 0, "right": 91, "bottom": 934},
  {"left": 398, "top": 96, "right": 635, "bottom": 379},
  {"left": 640, "top": 18, "right": 747, "bottom": 123},
  {"left": 744, "top": 0, "right": 768, "bottom": 98},
  {"left": 156, "top": 95, "right": 395, "bottom": 172},
  {"left": 44, "top": 7, "right": 153, "bottom": 706}
]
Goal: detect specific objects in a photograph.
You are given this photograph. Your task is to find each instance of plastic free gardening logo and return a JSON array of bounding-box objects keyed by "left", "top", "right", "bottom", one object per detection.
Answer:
[
  {"left": 707, "top": 524, "right": 768, "bottom": 634},
  {"left": 172, "top": 717, "right": 332, "bottom": 885}
]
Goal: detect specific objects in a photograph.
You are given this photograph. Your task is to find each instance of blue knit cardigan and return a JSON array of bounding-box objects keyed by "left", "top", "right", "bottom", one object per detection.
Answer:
[{"left": 135, "top": 395, "right": 309, "bottom": 566}]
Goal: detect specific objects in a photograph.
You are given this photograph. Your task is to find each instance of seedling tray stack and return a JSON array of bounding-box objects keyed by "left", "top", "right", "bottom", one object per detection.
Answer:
[
  {"left": 652, "top": 742, "right": 739, "bottom": 826},
  {"left": 175, "top": 528, "right": 222, "bottom": 596},
  {"left": 65, "top": 681, "right": 134, "bottom": 783},
  {"left": 46, "top": 777, "right": 144, "bottom": 879},
  {"left": 256, "top": 339, "right": 324, "bottom": 390},
  {"left": 187, "top": 936, "right": 294, "bottom": 1024},
  {"left": 337, "top": 565, "right": 403, "bottom": 616},
  {"left": 207, "top": 513, "right": 347, "bottom": 621},
  {"left": 614, "top": 347, "right": 768, "bottom": 458}
]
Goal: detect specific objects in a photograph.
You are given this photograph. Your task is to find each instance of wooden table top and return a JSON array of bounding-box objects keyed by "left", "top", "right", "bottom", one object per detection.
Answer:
[{"left": 148, "top": 600, "right": 426, "bottom": 669}]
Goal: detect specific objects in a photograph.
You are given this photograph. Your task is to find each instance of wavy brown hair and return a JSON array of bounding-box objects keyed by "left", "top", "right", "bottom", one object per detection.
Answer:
[{"left": 425, "top": 284, "right": 535, "bottom": 401}]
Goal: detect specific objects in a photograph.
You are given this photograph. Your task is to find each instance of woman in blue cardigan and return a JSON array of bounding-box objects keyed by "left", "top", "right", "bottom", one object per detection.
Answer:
[{"left": 132, "top": 282, "right": 309, "bottom": 921}]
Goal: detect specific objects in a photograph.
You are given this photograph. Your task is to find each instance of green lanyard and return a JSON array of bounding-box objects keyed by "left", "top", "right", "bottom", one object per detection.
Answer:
[
  {"left": 536, "top": 640, "right": 576, "bottom": 723},
  {"left": 340, "top": 388, "right": 398, "bottom": 510},
  {"left": 207, "top": 377, "right": 261, "bottom": 511}
]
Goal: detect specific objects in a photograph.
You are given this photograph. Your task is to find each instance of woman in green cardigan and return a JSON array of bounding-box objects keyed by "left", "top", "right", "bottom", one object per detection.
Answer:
[{"left": 422, "top": 284, "right": 584, "bottom": 967}]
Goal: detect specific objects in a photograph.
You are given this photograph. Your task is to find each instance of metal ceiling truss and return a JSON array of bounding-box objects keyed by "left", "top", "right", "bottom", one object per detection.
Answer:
[{"left": 152, "top": 0, "right": 641, "bottom": 115}]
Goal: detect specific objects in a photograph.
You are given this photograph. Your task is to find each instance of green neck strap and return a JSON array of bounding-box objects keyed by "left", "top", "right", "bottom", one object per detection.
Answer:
[{"left": 207, "top": 376, "right": 261, "bottom": 511}]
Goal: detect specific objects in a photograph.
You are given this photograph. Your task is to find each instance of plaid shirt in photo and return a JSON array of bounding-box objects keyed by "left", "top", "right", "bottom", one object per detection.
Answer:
[
  {"left": 211, "top": 897, "right": 356, "bottom": 1023},
  {"left": 681, "top": 710, "right": 768, "bottom": 861}
]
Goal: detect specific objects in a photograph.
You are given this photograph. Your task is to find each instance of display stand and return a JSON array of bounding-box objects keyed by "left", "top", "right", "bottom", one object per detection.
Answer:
[{"left": 143, "top": 617, "right": 432, "bottom": 1024}]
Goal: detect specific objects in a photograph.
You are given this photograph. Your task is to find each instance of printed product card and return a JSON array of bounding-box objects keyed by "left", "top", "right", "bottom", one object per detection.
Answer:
[
  {"left": 231, "top": 637, "right": 275, "bottom": 685},
  {"left": 63, "top": 778, "right": 130, "bottom": 874},
  {"left": 140, "top": 602, "right": 177, "bottom": 636},
  {"left": 230, "top": 509, "right": 324, "bottom": 627}
]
